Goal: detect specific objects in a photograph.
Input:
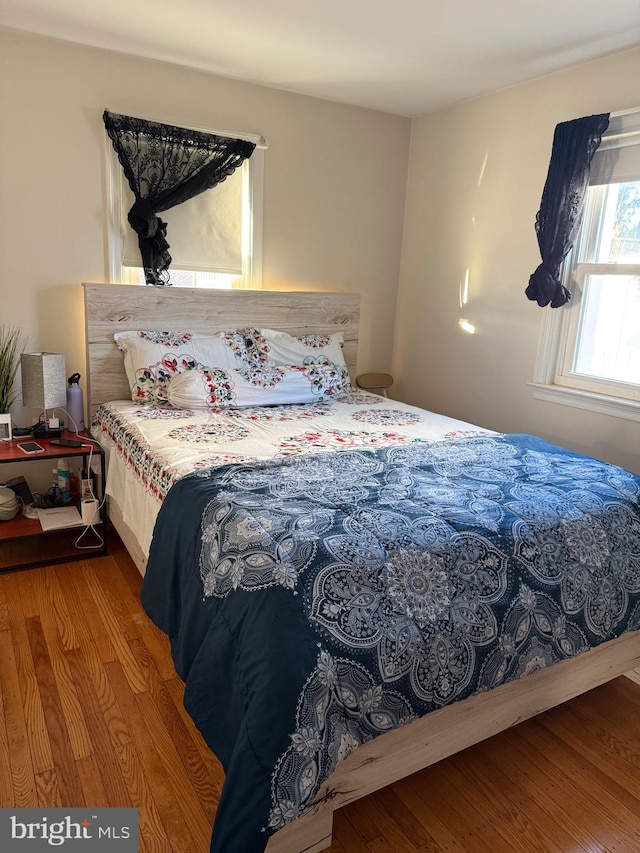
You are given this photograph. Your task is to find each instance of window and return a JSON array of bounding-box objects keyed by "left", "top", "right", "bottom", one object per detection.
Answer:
[
  {"left": 106, "top": 118, "right": 264, "bottom": 289},
  {"left": 532, "top": 110, "right": 640, "bottom": 420}
]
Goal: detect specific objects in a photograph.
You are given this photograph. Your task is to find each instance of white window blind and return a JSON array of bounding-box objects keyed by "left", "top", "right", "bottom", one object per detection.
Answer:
[
  {"left": 121, "top": 166, "right": 244, "bottom": 274},
  {"left": 589, "top": 111, "right": 640, "bottom": 185}
]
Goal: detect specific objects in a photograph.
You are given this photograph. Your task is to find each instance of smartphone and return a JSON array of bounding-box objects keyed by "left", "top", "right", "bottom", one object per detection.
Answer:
[
  {"left": 50, "top": 438, "right": 84, "bottom": 447},
  {"left": 17, "top": 441, "right": 45, "bottom": 454}
]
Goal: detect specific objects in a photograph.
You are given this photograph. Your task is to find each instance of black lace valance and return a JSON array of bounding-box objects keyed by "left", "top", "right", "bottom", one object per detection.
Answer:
[
  {"left": 526, "top": 113, "right": 609, "bottom": 308},
  {"left": 103, "top": 110, "right": 256, "bottom": 285}
]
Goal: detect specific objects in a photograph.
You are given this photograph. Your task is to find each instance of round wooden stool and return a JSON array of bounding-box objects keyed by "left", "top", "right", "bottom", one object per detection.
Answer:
[{"left": 355, "top": 373, "right": 394, "bottom": 397}]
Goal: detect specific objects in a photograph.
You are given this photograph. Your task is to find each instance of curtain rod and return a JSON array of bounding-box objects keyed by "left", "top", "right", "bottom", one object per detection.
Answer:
[{"left": 104, "top": 108, "right": 269, "bottom": 149}]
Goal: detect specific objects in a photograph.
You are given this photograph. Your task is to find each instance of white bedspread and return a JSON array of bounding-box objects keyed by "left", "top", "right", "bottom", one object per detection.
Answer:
[{"left": 94, "top": 391, "right": 492, "bottom": 557}]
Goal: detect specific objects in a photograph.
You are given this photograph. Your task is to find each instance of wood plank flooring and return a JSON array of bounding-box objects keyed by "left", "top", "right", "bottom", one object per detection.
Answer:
[{"left": 1, "top": 536, "right": 639, "bottom": 852}]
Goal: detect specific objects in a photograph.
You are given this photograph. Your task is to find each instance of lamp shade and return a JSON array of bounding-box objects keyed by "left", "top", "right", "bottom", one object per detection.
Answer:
[{"left": 21, "top": 352, "right": 67, "bottom": 410}]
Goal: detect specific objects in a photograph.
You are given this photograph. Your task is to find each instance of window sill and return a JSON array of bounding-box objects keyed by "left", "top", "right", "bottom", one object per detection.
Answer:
[{"left": 529, "top": 382, "right": 640, "bottom": 423}]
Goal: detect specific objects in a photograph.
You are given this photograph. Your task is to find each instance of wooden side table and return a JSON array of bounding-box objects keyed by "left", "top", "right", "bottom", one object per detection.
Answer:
[{"left": 0, "top": 430, "right": 108, "bottom": 571}]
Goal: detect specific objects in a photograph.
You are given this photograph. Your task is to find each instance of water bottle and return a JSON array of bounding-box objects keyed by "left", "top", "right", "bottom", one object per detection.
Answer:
[
  {"left": 57, "top": 459, "right": 71, "bottom": 503},
  {"left": 67, "top": 372, "right": 85, "bottom": 433}
]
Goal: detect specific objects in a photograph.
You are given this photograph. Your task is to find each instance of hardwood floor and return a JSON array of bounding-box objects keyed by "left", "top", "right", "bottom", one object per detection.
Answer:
[{"left": 1, "top": 536, "right": 639, "bottom": 852}]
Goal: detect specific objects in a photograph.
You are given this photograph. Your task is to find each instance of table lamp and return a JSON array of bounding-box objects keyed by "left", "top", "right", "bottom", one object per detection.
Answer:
[{"left": 21, "top": 352, "right": 67, "bottom": 437}]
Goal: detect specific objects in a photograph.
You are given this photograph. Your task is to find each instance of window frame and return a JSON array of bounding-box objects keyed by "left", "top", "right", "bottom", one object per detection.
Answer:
[
  {"left": 105, "top": 118, "right": 264, "bottom": 289},
  {"left": 530, "top": 110, "right": 640, "bottom": 423},
  {"left": 555, "top": 263, "right": 640, "bottom": 400}
]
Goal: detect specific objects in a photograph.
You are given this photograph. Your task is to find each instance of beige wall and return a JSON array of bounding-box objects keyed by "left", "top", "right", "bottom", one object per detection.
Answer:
[
  {"left": 2, "top": 28, "right": 638, "bottom": 473},
  {"left": 0, "top": 28, "right": 411, "bottom": 427},
  {"left": 395, "top": 47, "right": 640, "bottom": 473}
]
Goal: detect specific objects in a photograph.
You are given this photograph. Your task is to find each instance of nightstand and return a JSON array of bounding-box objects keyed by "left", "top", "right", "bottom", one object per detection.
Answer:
[{"left": 0, "top": 431, "right": 108, "bottom": 571}]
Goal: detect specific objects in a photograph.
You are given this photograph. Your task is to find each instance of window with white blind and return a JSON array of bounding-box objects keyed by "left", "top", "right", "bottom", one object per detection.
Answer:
[
  {"left": 532, "top": 109, "right": 640, "bottom": 421},
  {"left": 106, "top": 120, "right": 264, "bottom": 289}
]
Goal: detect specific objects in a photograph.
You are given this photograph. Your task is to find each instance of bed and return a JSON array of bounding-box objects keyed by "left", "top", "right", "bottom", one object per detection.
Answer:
[{"left": 84, "top": 282, "right": 640, "bottom": 853}]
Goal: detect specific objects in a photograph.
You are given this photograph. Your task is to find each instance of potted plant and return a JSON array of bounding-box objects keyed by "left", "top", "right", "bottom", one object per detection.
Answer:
[{"left": 0, "top": 324, "right": 26, "bottom": 417}]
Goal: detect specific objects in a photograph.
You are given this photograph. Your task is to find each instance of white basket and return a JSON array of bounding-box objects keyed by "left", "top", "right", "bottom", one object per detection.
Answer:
[{"left": 0, "top": 485, "right": 19, "bottom": 521}]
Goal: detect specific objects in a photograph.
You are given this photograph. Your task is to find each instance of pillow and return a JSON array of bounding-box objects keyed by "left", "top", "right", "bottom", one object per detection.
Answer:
[
  {"left": 114, "top": 329, "right": 255, "bottom": 404},
  {"left": 166, "top": 364, "right": 348, "bottom": 410},
  {"left": 249, "top": 328, "right": 351, "bottom": 388}
]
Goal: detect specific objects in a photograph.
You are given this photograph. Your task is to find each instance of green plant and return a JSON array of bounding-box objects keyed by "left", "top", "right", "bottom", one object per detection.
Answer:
[{"left": 0, "top": 325, "right": 26, "bottom": 414}]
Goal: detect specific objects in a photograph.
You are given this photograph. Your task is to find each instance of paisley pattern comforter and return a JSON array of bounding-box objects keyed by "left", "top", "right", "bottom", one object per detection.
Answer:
[{"left": 141, "top": 432, "right": 640, "bottom": 853}]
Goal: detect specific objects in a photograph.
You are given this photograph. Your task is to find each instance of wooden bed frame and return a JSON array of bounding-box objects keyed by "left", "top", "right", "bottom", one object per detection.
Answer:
[{"left": 83, "top": 282, "right": 640, "bottom": 853}]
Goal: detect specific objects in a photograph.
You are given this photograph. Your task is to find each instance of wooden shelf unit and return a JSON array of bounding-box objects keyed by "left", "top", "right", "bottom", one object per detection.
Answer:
[{"left": 0, "top": 430, "right": 107, "bottom": 571}]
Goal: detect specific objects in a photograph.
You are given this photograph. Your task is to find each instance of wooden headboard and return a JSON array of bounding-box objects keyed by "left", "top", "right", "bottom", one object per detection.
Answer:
[{"left": 83, "top": 283, "right": 360, "bottom": 420}]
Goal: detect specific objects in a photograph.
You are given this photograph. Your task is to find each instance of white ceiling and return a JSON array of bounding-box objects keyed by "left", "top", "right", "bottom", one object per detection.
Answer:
[{"left": 2, "top": 0, "right": 640, "bottom": 116}]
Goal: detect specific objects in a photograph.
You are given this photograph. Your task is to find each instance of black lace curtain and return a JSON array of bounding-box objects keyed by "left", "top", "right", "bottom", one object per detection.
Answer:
[
  {"left": 103, "top": 110, "right": 256, "bottom": 285},
  {"left": 526, "top": 113, "right": 609, "bottom": 308}
]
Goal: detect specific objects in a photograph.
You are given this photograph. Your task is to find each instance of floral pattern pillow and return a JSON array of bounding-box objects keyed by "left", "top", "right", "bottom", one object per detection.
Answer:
[
  {"left": 247, "top": 328, "right": 351, "bottom": 389},
  {"left": 166, "top": 364, "right": 348, "bottom": 410},
  {"left": 114, "top": 329, "right": 255, "bottom": 404}
]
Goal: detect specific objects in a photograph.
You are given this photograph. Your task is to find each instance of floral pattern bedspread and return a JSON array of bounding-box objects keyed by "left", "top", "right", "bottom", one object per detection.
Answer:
[
  {"left": 140, "top": 431, "right": 640, "bottom": 853},
  {"left": 94, "top": 392, "right": 491, "bottom": 553},
  {"left": 94, "top": 391, "right": 491, "bottom": 501}
]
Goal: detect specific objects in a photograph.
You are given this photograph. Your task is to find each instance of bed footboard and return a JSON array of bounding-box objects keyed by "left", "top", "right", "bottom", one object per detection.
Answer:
[
  {"left": 266, "top": 801, "right": 333, "bottom": 853},
  {"left": 266, "top": 628, "right": 640, "bottom": 853}
]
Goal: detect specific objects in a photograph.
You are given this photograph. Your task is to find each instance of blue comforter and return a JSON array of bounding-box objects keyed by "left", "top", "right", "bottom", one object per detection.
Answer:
[{"left": 141, "top": 433, "right": 640, "bottom": 853}]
